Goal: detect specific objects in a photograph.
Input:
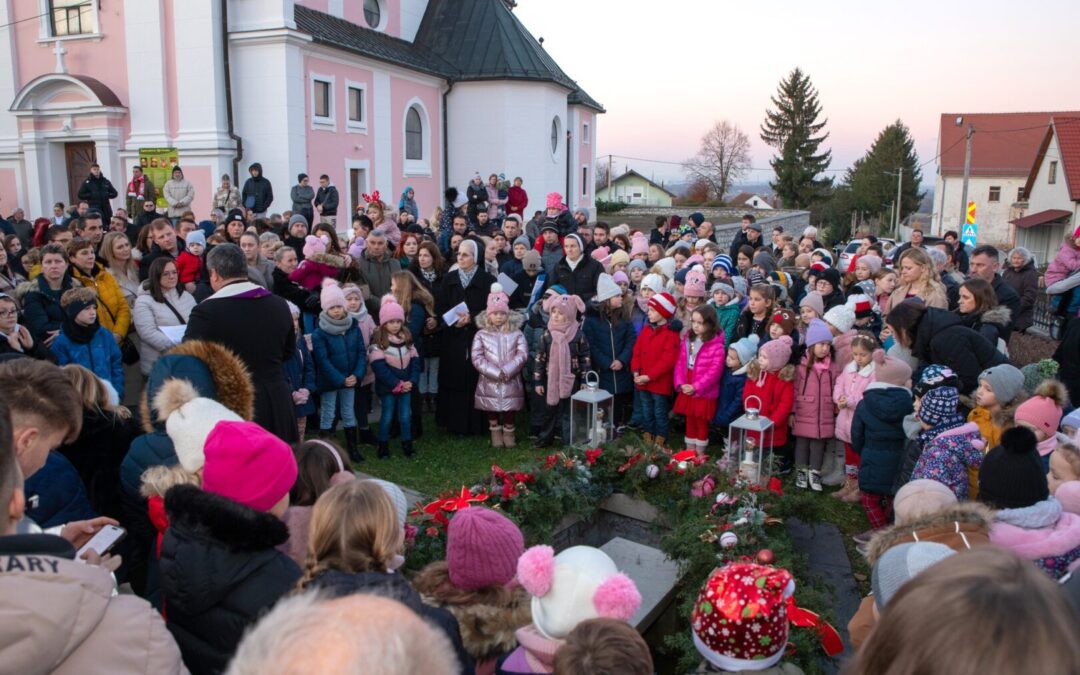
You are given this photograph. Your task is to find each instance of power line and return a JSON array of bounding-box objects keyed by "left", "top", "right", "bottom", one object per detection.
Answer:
[
  {"left": 605, "top": 153, "right": 847, "bottom": 173},
  {"left": 0, "top": 2, "right": 91, "bottom": 31}
]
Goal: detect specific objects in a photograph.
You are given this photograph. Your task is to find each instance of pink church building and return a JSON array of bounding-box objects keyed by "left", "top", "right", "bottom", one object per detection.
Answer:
[{"left": 0, "top": 0, "right": 602, "bottom": 224}]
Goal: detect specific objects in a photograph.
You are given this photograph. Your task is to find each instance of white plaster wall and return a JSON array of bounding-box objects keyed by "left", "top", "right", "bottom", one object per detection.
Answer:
[
  {"left": 123, "top": 0, "right": 169, "bottom": 147},
  {"left": 933, "top": 173, "right": 1027, "bottom": 245},
  {"left": 1027, "top": 134, "right": 1072, "bottom": 214},
  {"left": 0, "top": 0, "right": 21, "bottom": 157},
  {"left": 227, "top": 0, "right": 295, "bottom": 32},
  {"left": 399, "top": 0, "right": 428, "bottom": 43},
  {"left": 447, "top": 80, "right": 570, "bottom": 209},
  {"left": 174, "top": 1, "right": 233, "bottom": 150}
]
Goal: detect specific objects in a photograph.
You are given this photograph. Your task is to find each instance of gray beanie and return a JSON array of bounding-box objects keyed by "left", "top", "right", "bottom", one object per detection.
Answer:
[
  {"left": 288, "top": 213, "right": 309, "bottom": 228},
  {"left": 731, "top": 334, "right": 760, "bottom": 367},
  {"left": 365, "top": 478, "right": 407, "bottom": 529},
  {"left": 710, "top": 281, "right": 735, "bottom": 299},
  {"left": 731, "top": 276, "right": 748, "bottom": 298},
  {"left": 513, "top": 235, "right": 531, "bottom": 249},
  {"left": 872, "top": 542, "right": 955, "bottom": 609},
  {"left": 978, "top": 364, "right": 1025, "bottom": 404},
  {"left": 628, "top": 259, "right": 648, "bottom": 273},
  {"left": 752, "top": 250, "right": 776, "bottom": 274}
]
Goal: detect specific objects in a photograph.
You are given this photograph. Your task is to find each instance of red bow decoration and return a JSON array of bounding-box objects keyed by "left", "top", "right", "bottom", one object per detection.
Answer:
[
  {"left": 584, "top": 449, "right": 603, "bottom": 465},
  {"left": 690, "top": 474, "right": 716, "bottom": 498},
  {"left": 767, "top": 476, "right": 784, "bottom": 497},
  {"left": 667, "top": 450, "right": 708, "bottom": 473},
  {"left": 491, "top": 465, "right": 534, "bottom": 501},
  {"left": 442, "top": 485, "right": 488, "bottom": 512},
  {"left": 545, "top": 455, "right": 559, "bottom": 470},
  {"left": 617, "top": 453, "right": 644, "bottom": 473},
  {"left": 361, "top": 190, "right": 381, "bottom": 205},
  {"left": 786, "top": 596, "right": 844, "bottom": 657},
  {"left": 411, "top": 499, "right": 450, "bottom": 528}
]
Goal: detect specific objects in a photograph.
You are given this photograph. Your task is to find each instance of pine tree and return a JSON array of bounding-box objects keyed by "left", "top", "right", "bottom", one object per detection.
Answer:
[
  {"left": 760, "top": 68, "right": 833, "bottom": 208},
  {"left": 844, "top": 120, "right": 924, "bottom": 229}
]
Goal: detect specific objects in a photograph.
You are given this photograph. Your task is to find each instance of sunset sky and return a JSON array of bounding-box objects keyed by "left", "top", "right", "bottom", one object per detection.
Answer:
[{"left": 515, "top": 0, "right": 1080, "bottom": 189}]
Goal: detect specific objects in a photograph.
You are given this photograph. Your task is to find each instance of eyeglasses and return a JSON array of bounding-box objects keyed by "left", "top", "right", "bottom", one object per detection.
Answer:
[{"left": 0, "top": 310, "right": 17, "bottom": 318}]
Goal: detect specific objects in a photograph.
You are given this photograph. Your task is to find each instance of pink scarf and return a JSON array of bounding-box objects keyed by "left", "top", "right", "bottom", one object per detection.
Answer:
[
  {"left": 516, "top": 625, "right": 563, "bottom": 673},
  {"left": 542, "top": 295, "right": 584, "bottom": 406}
]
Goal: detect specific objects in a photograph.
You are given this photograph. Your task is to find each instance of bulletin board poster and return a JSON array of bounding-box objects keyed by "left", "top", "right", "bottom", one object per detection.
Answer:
[{"left": 138, "top": 148, "right": 179, "bottom": 209}]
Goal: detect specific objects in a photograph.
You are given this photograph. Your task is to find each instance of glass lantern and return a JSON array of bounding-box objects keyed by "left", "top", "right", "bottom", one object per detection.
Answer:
[
  {"left": 570, "top": 371, "right": 614, "bottom": 448},
  {"left": 727, "top": 395, "right": 774, "bottom": 485}
]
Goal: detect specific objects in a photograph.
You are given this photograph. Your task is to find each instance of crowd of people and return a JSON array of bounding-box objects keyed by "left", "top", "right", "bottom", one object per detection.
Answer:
[{"left": 3, "top": 159, "right": 1080, "bottom": 673}]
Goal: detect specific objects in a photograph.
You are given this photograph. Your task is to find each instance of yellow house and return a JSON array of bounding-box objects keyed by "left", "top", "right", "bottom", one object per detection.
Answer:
[{"left": 597, "top": 169, "right": 676, "bottom": 207}]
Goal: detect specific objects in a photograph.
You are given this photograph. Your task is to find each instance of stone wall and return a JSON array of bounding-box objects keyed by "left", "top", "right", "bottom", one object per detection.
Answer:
[{"left": 599, "top": 206, "right": 811, "bottom": 250}]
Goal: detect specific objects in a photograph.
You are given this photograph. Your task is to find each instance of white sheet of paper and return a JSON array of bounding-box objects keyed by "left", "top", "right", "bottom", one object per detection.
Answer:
[
  {"left": 160, "top": 325, "right": 187, "bottom": 345},
  {"left": 441, "top": 301, "right": 469, "bottom": 326},
  {"left": 496, "top": 273, "right": 519, "bottom": 297}
]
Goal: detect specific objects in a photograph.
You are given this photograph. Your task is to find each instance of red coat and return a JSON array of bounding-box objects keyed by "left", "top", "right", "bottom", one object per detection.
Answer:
[
  {"left": 174, "top": 250, "right": 203, "bottom": 285},
  {"left": 743, "top": 370, "right": 795, "bottom": 447},
  {"left": 631, "top": 320, "right": 681, "bottom": 395},
  {"left": 507, "top": 185, "right": 529, "bottom": 217}
]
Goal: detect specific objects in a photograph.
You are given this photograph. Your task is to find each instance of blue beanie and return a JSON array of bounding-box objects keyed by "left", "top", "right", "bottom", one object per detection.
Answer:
[
  {"left": 918, "top": 386, "right": 961, "bottom": 427},
  {"left": 186, "top": 230, "right": 206, "bottom": 248},
  {"left": 731, "top": 335, "right": 760, "bottom": 367},
  {"left": 712, "top": 255, "right": 733, "bottom": 275}
]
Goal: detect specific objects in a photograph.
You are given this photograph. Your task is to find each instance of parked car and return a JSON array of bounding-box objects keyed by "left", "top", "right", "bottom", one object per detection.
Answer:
[
  {"left": 836, "top": 238, "right": 897, "bottom": 271},
  {"left": 883, "top": 237, "right": 973, "bottom": 266}
]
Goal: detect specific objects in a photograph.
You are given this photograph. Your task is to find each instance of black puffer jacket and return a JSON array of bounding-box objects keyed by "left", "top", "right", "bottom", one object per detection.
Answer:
[
  {"left": 546, "top": 255, "right": 603, "bottom": 303},
  {"left": 909, "top": 307, "right": 1008, "bottom": 394},
  {"left": 959, "top": 305, "right": 1011, "bottom": 351},
  {"left": 160, "top": 484, "right": 299, "bottom": 675},
  {"left": 306, "top": 569, "right": 476, "bottom": 675}
]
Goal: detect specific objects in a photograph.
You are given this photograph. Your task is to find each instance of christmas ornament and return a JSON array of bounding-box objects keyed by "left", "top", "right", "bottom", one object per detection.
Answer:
[
  {"left": 756, "top": 548, "right": 775, "bottom": 564},
  {"left": 645, "top": 464, "right": 659, "bottom": 479},
  {"left": 719, "top": 531, "right": 738, "bottom": 548}
]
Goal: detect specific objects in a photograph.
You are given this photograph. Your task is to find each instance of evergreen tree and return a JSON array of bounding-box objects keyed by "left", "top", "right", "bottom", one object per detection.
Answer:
[
  {"left": 843, "top": 120, "right": 924, "bottom": 229},
  {"left": 760, "top": 68, "right": 833, "bottom": 208}
]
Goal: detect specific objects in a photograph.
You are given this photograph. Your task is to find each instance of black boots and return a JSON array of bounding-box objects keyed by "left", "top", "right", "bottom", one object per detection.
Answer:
[
  {"left": 378, "top": 441, "right": 390, "bottom": 459},
  {"left": 403, "top": 440, "right": 415, "bottom": 458},
  {"left": 343, "top": 427, "right": 363, "bottom": 463},
  {"left": 358, "top": 427, "right": 376, "bottom": 446}
]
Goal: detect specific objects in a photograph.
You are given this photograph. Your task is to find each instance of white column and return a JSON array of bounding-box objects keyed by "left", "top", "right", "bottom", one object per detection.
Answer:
[
  {"left": 124, "top": 0, "right": 169, "bottom": 148},
  {"left": 0, "top": 0, "right": 21, "bottom": 157},
  {"left": 20, "top": 139, "right": 49, "bottom": 217},
  {"left": 173, "top": 1, "right": 233, "bottom": 151},
  {"left": 92, "top": 130, "right": 124, "bottom": 215},
  {"left": 373, "top": 71, "right": 392, "bottom": 199}
]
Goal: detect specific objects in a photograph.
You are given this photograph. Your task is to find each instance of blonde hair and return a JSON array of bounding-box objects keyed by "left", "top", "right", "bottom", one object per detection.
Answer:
[
  {"left": 390, "top": 270, "right": 434, "bottom": 316},
  {"left": 100, "top": 231, "right": 137, "bottom": 283},
  {"left": 60, "top": 363, "right": 131, "bottom": 419},
  {"left": 896, "top": 247, "right": 943, "bottom": 295},
  {"left": 297, "top": 481, "right": 403, "bottom": 590},
  {"left": 845, "top": 547, "right": 1080, "bottom": 675}
]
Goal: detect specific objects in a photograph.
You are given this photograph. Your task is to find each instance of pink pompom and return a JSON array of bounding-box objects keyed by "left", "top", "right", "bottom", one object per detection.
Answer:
[
  {"left": 380, "top": 293, "right": 396, "bottom": 306},
  {"left": 593, "top": 573, "right": 641, "bottom": 621},
  {"left": 872, "top": 348, "right": 886, "bottom": 364},
  {"left": 517, "top": 545, "right": 555, "bottom": 597},
  {"left": 321, "top": 277, "right": 340, "bottom": 289}
]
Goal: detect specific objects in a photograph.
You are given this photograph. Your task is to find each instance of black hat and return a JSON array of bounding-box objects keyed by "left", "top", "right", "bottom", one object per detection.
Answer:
[
  {"left": 226, "top": 208, "right": 245, "bottom": 223},
  {"left": 978, "top": 426, "right": 1049, "bottom": 510},
  {"left": 540, "top": 220, "right": 560, "bottom": 235}
]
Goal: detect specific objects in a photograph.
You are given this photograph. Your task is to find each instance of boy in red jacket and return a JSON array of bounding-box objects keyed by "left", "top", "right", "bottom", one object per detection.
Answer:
[{"left": 631, "top": 292, "right": 682, "bottom": 447}]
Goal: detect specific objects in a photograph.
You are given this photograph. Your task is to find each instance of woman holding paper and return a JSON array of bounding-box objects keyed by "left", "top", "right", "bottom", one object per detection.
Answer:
[
  {"left": 133, "top": 257, "right": 195, "bottom": 375},
  {"left": 435, "top": 238, "right": 494, "bottom": 434}
]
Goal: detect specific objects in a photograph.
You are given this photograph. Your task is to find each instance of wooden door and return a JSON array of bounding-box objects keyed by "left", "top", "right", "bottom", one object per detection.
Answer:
[
  {"left": 349, "top": 168, "right": 367, "bottom": 216},
  {"left": 65, "top": 142, "right": 96, "bottom": 206}
]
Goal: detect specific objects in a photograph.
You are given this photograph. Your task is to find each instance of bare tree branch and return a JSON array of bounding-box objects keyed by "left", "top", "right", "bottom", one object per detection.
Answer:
[{"left": 683, "top": 120, "right": 751, "bottom": 202}]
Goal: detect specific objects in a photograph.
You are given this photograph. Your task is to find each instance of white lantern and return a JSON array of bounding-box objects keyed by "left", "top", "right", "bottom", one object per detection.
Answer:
[
  {"left": 726, "top": 395, "right": 774, "bottom": 485},
  {"left": 570, "top": 371, "right": 614, "bottom": 448}
]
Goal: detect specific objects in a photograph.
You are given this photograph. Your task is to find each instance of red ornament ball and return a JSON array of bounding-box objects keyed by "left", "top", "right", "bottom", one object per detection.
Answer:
[{"left": 756, "top": 548, "right": 775, "bottom": 565}]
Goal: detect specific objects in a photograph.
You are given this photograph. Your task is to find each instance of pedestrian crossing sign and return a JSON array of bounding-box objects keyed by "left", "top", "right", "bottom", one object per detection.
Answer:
[{"left": 962, "top": 223, "right": 978, "bottom": 248}]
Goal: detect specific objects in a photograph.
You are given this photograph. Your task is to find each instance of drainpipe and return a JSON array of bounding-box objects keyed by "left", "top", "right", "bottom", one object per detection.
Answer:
[
  {"left": 442, "top": 79, "right": 453, "bottom": 196},
  {"left": 221, "top": 0, "right": 243, "bottom": 184},
  {"left": 565, "top": 130, "right": 572, "bottom": 210}
]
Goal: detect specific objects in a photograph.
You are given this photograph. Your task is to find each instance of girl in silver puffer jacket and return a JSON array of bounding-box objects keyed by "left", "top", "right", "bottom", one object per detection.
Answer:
[{"left": 471, "top": 283, "right": 528, "bottom": 448}]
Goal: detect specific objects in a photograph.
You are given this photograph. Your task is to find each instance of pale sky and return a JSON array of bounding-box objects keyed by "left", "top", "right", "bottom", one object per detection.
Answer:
[{"left": 515, "top": 0, "right": 1080, "bottom": 189}]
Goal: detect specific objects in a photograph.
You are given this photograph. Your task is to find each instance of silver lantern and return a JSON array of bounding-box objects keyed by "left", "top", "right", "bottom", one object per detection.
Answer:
[
  {"left": 727, "top": 395, "right": 774, "bottom": 485},
  {"left": 570, "top": 371, "right": 614, "bottom": 448}
]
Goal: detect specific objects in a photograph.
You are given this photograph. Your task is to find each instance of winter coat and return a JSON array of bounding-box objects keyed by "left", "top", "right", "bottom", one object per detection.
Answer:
[
  {"left": 21, "top": 274, "right": 75, "bottom": 343},
  {"left": 850, "top": 383, "right": 915, "bottom": 495},
  {"left": 533, "top": 326, "right": 591, "bottom": 394},
  {"left": 833, "top": 361, "right": 875, "bottom": 443},
  {"left": 0, "top": 533, "right": 188, "bottom": 675},
  {"left": 471, "top": 311, "right": 528, "bottom": 412},
  {"left": 582, "top": 306, "right": 636, "bottom": 396},
  {"left": 674, "top": 333, "right": 726, "bottom": 400},
  {"left": 960, "top": 306, "right": 1011, "bottom": 353},
  {"left": 990, "top": 498, "right": 1080, "bottom": 579},
  {"left": 70, "top": 262, "right": 132, "bottom": 338},
  {"left": 467, "top": 182, "right": 489, "bottom": 222},
  {"left": 734, "top": 309, "right": 771, "bottom": 342},
  {"left": 77, "top": 173, "right": 119, "bottom": 220},
  {"left": 486, "top": 185, "right": 507, "bottom": 221},
  {"left": 713, "top": 367, "right": 748, "bottom": 427},
  {"left": 289, "top": 251, "right": 350, "bottom": 290},
  {"left": 990, "top": 274, "right": 1021, "bottom": 334},
  {"left": 311, "top": 318, "right": 366, "bottom": 392},
  {"left": 909, "top": 307, "right": 1007, "bottom": 394},
  {"left": 305, "top": 568, "right": 475, "bottom": 675},
  {"left": 163, "top": 178, "right": 195, "bottom": 219},
  {"left": 414, "top": 561, "right": 532, "bottom": 671},
  {"left": 911, "top": 422, "right": 984, "bottom": 500},
  {"left": 241, "top": 164, "right": 274, "bottom": 213},
  {"left": 175, "top": 250, "right": 203, "bottom": 285},
  {"left": 314, "top": 184, "right": 339, "bottom": 216},
  {"left": 1057, "top": 316, "right": 1080, "bottom": 405},
  {"left": 370, "top": 335, "right": 420, "bottom": 397},
  {"left": 1047, "top": 241, "right": 1080, "bottom": 287},
  {"left": 712, "top": 301, "right": 741, "bottom": 349},
  {"left": 23, "top": 451, "right": 97, "bottom": 528},
  {"left": 630, "top": 319, "right": 682, "bottom": 395},
  {"left": 160, "top": 484, "right": 300, "bottom": 675},
  {"left": 968, "top": 399, "right": 1021, "bottom": 454},
  {"left": 1003, "top": 259, "right": 1039, "bottom": 331},
  {"left": 793, "top": 355, "right": 836, "bottom": 440},
  {"left": 246, "top": 255, "right": 275, "bottom": 290},
  {"left": 56, "top": 408, "right": 139, "bottom": 521},
  {"left": 546, "top": 255, "right": 604, "bottom": 303},
  {"left": 539, "top": 241, "right": 563, "bottom": 277},
  {"left": 51, "top": 323, "right": 124, "bottom": 398},
  {"left": 271, "top": 266, "right": 320, "bottom": 314},
  {"left": 133, "top": 284, "right": 196, "bottom": 375},
  {"left": 283, "top": 336, "right": 317, "bottom": 417},
  {"left": 743, "top": 367, "right": 796, "bottom": 448},
  {"left": 357, "top": 251, "right": 402, "bottom": 318},
  {"left": 290, "top": 184, "right": 315, "bottom": 223},
  {"left": 507, "top": 185, "right": 528, "bottom": 217},
  {"left": 211, "top": 185, "right": 241, "bottom": 212}
]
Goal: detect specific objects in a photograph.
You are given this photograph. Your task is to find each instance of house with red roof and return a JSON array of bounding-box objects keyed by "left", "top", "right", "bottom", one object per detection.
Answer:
[
  {"left": 932, "top": 111, "right": 1080, "bottom": 247},
  {"left": 1012, "top": 117, "right": 1080, "bottom": 264}
]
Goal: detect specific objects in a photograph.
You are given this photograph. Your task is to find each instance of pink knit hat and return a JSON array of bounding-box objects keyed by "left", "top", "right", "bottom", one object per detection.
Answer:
[
  {"left": 202, "top": 421, "right": 298, "bottom": 512},
  {"left": 486, "top": 282, "right": 510, "bottom": 314},
  {"left": 630, "top": 234, "right": 649, "bottom": 258},
  {"left": 873, "top": 349, "right": 913, "bottom": 386},
  {"left": 1015, "top": 391, "right": 1065, "bottom": 439},
  {"left": 683, "top": 268, "right": 707, "bottom": 298},
  {"left": 303, "top": 234, "right": 326, "bottom": 258},
  {"left": 543, "top": 292, "right": 585, "bottom": 323},
  {"left": 320, "top": 280, "right": 346, "bottom": 310},
  {"left": 379, "top": 295, "right": 405, "bottom": 324},
  {"left": 591, "top": 246, "right": 612, "bottom": 271},
  {"left": 758, "top": 335, "right": 793, "bottom": 370},
  {"left": 447, "top": 508, "right": 525, "bottom": 590},
  {"left": 545, "top": 192, "right": 566, "bottom": 212}
]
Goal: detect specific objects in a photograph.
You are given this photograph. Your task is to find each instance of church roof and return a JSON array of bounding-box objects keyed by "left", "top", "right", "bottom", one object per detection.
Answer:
[{"left": 293, "top": 1, "right": 603, "bottom": 113}]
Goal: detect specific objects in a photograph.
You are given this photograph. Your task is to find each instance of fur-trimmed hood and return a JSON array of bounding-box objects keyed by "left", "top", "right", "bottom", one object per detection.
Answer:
[
  {"left": 475, "top": 308, "right": 525, "bottom": 332},
  {"left": 163, "top": 484, "right": 289, "bottom": 552},
  {"left": 138, "top": 339, "right": 254, "bottom": 432},
  {"left": 139, "top": 463, "right": 200, "bottom": 499},
  {"left": 412, "top": 561, "right": 532, "bottom": 662},
  {"left": 866, "top": 501, "right": 995, "bottom": 565},
  {"left": 305, "top": 251, "right": 350, "bottom": 269},
  {"left": 980, "top": 305, "right": 1012, "bottom": 327}
]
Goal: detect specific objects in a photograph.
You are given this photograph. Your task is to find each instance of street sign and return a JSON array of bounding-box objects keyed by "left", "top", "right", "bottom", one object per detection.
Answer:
[{"left": 962, "top": 201, "right": 977, "bottom": 248}]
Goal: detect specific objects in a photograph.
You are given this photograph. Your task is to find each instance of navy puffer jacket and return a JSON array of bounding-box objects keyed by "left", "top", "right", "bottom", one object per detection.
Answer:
[
  {"left": 850, "top": 383, "right": 914, "bottom": 495},
  {"left": 582, "top": 305, "right": 636, "bottom": 396},
  {"left": 311, "top": 319, "right": 367, "bottom": 392}
]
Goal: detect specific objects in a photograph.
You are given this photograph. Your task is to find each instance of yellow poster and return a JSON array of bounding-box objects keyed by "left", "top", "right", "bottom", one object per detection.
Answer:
[{"left": 138, "top": 147, "right": 179, "bottom": 209}]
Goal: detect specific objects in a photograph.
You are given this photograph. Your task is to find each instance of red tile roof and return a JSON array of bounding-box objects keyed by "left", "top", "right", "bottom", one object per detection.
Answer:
[
  {"left": 1010, "top": 209, "right": 1072, "bottom": 229},
  {"left": 1054, "top": 117, "right": 1080, "bottom": 201},
  {"left": 938, "top": 112, "right": 1080, "bottom": 177}
]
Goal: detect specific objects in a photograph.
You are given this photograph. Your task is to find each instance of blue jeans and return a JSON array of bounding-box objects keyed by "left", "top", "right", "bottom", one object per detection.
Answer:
[
  {"left": 378, "top": 393, "right": 412, "bottom": 442},
  {"left": 320, "top": 388, "right": 357, "bottom": 430},
  {"left": 637, "top": 390, "right": 670, "bottom": 438},
  {"left": 419, "top": 357, "right": 439, "bottom": 394}
]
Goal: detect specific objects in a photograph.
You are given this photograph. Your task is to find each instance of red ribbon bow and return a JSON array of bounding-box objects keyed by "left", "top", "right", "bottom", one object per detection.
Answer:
[
  {"left": 584, "top": 448, "right": 603, "bottom": 465},
  {"left": 786, "top": 596, "right": 844, "bottom": 657}
]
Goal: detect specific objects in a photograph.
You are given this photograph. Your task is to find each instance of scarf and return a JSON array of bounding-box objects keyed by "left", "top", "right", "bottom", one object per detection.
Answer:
[
  {"left": 515, "top": 625, "right": 563, "bottom": 673},
  {"left": 995, "top": 498, "right": 1062, "bottom": 529},
  {"left": 419, "top": 267, "right": 437, "bottom": 284},
  {"left": 62, "top": 316, "right": 99, "bottom": 345},
  {"left": 318, "top": 312, "right": 354, "bottom": 336},
  {"left": 916, "top": 414, "right": 967, "bottom": 447},
  {"left": 545, "top": 314, "right": 578, "bottom": 406},
  {"left": 127, "top": 175, "right": 146, "bottom": 199},
  {"left": 458, "top": 265, "right": 477, "bottom": 289}
]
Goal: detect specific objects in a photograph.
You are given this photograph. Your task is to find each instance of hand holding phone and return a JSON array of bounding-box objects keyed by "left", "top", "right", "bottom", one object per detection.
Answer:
[{"left": 76, "top": 524, "right": 126, "bottom": 559}]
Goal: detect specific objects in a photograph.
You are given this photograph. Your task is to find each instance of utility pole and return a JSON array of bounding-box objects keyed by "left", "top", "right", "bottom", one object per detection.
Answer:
[
  {"left": 894, "top": 167, "right": 903, "bottom": 233},
  {"left": 607, "top": 154, "right": 613, "bottom": 197},
  {"left": 958, "top": 122, "right": 974, "bottom": 235}
]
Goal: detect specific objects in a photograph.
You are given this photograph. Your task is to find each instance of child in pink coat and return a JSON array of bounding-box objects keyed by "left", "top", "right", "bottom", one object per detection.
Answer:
[
  {"left": 289, "top": 235, "right": 350, "bottom": 290},
  {"left": 793, "top": 319, "right": 836, "bottom": 491},
  {"left": 1045, "top": 227, "right": 1080, "bottom": 287},
  {"left": 833, "top": 333, "right": 878, "bottom": 501},
  {"left": 673, "top": 307, "right": 726, "bottom": 455}
]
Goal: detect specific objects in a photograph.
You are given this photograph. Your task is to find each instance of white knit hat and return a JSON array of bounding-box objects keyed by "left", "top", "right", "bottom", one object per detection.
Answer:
[
  {"left": 823, "top": 303, "right": 856, "bottom": 334},
  {"left": 593, "top": 273, "right": 622, "bottom": 303},
  {"left": 153, "top": 379, "right": 243, "bottom": 472},
  {"left": 639, "top": 273, "right": 665, "bottom": 295},
  {"left": 365, "top": 478, "right": 407, "bottom": 529}
]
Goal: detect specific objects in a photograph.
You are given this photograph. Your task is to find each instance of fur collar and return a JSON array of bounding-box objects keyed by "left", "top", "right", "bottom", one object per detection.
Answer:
[
  {"left": 866, "top": 501, "right": 994, "bottom": 564},
  {"left": 306, "top": 251, "right": 349, "bottom": 269},
  {"left": 164, "top": 484, "right": 289, "bottom": 550},
  {"left": 475, "top": 309, "right": 525, "bottom": 332},
  {"left": 980, "top": 305, "right": 1012, "bottom": 326},
  {"left": 844, "top": 360, "right": 874, "bottom": 377}
]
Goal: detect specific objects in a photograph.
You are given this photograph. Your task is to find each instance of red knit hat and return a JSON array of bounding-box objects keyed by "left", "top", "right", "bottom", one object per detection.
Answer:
[
  {"left": 692, "top": 563, "right": 795, "bottom": 671},
  {"left": 648, "top": 292, "right": 677, "bottom": 320},
  {"left": 446, "top": 508, "right": 524, "bottom": 590},
  {"left": 202, "top": 421, "right": 298, "bottom": 512},
  {"left": 850, "top": 294, "right": 874, "bottom": 320}
]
